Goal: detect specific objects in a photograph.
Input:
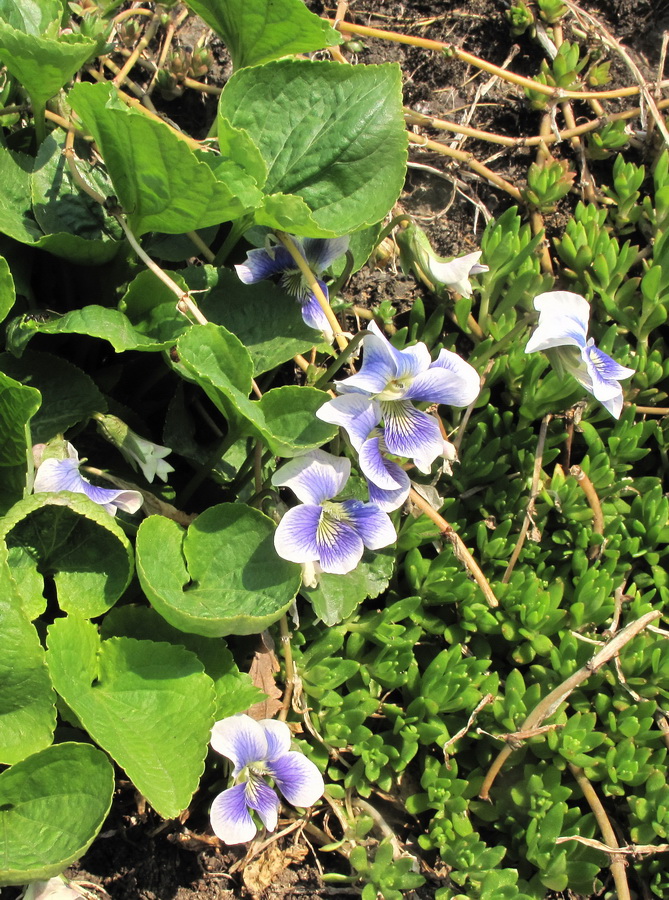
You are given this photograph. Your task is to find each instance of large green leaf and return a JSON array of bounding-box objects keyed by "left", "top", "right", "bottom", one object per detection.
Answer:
[
  {"left": 186, "top": 0, "right": 342, "bottom": 70},
  {"left": 0, "top": 369, "right": 40, "bottom": 513},
  {"left": 0, "top": 254, "right": 15, "bottom": 324},
  {"left": 218, "top": 59, "right": 407, "bottom": 236},
  {"left": 69, "top": 82, "right": 263, "bottom": 236},
  {"left": 46, "top": 615, "right": 216, "bottom": 818},
  {"left": 177, "top": 323, "right": 336, "bottom": 455},
  {"left": 0, "top": 0, "right": 63, "bottom": 36},
  {"left": 305, "top": 548, "right": 395, "bottom": 626},
  {"left": 0, "top": 350, "right": 105, "bottom": 441},
  {"left": 0, "top": 493, "right": 134, "bottom": 620},
  {"left": 0, "top": 742, "right": 114, "bottom": 887},
  {"left": 0, "top": 24, "right": 97, "bottom": 112},
  {"left": 101, "top": 606, "right": 265, "bottom": 718},
  {"left": 136, "top": 504, "right": 301, "bottom": 637},
  {"left": 0, "top": 555, "right": 56, "bottom": 764}
]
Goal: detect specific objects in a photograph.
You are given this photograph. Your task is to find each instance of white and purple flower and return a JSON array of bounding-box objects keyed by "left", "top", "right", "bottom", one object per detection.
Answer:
[
  {"left": 316, "top": 322, "right": 480, "bottom": 479},
  {"left": 235, "top": 235, "right": 349, "bottom": 339},
  {"left": 210, "top": 714, "right": 324, "bottom": 845},
  {"left": 423, "top": 250, "right": 489, "bottom": 298},
  {"left": 94, "top": 413, "right": 174, "bottom": 484},
  {"left": 32, "top": 441, "right": 143, "bottom": 517},
  {"left": 271, "top": 449, "right": 396, "bottom": 575},
  {"left": 525, "top": 291, "right": 635, "bottom": 418}
]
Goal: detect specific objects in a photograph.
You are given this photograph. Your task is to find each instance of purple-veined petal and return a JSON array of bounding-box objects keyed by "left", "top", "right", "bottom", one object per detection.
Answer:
[
  {"left": 425, "top": 251, "right": 488, "bottom": 298},
  {"left": 259, "top": 719, "right": 292, "bottom": 761},
  {"left": 315, "top": 510, "right": 365, "bottom": 574},
  {"left": 381, "top": 401, "right": 444, "bottom": 463},
  {"left": 358, "top": 436, "right": 406, "bottom": 490},
  {"left": 235, "top": 244, "right": 297, "bottom": 284},
  {"left": 525, "top": 291, "right": 590, "bottom": 353},
  {"left": 32, "top": 459, "right": 143, "bottom": 516},
  {"left": 406, "top": 351, "right": 480, "bottom": 407},
  {"left": 582, "top": 342, "right": 634, "bottom": 419},
  {"left": 303, "top": 236, "right": 350, "bottom": 272},
  {"left": 272, "top": 449, "right": 350, "bottom": 505},
  {"left": 267, "top": 751, "right": 325, "bottom": 808},
  {"left": 210, "top": 783, "right": 257, "bottom": 844},
  {"left": 366, "top": 472, "right": 411, "bottom": 512},
  {"left": 245, "top": 777, "right": 280, "bottom": 833},
  {"left": 300, "top": 286, "right": 334, "bottom": 338},
  {"left": 274, "top": 505, "right": 321, "bottom": 565},
  {"left": 340, "top": 500, "right": 396, "bottom": 550},
  {"left": 335, "top": 326, "right": 398, "bottom": 395},
  {"left": 315, "top": 394, "right": 381, "bottom": 451},
  {"left": 211, "top": 715, "right": 268, "bottom": 775}
]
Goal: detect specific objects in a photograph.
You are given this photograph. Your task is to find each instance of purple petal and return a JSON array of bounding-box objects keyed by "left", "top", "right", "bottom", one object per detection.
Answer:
[
  {"left": 32, "top": 458, "right": 143, "bottom": 516},
  {"left": 358, "top": 436, "right": 406, "bottom": 489},
  {"left": 259, "top": 719, "right": 292, "bottom": 761},
  {"left": 272, "top": 449, "right": 350, "bottom": 505},
  {"left": 274, "top": 505, "right": 321, "bottom": 565},
  {"left": 582, "top": 342, "right": 634, "bottom": 419},
  {"left": 245, "top": 778, "right": 280, "bottom": 833},
  {"left": 315, "top": 394, "right": 381, "bottom": 451},
  {"left": 300, "top": 285, "right": 333, "bottom": 336},
  {"left": 381, "top": 401, "right": 444, "bottom": 464},
  {"left": 366, "top": 472, "right": 410, "bottom": 512},
  {"left": 406, "top": 351, "right": 480, "bottom": 407},
  {"left": 235, "top": 244, "right": 297, "bottom": 284},
  {"left": 211, "top": 715, "right": 268, "bottom": 775},
  {"left": 340, "top": 500, "right": 396, "bottom": 550},
  {"left": 267, "top": 752, "right": 325, "bottom": 807},
  {"left": 526, "top": 291, "right": 590, "bottom": 354},
  {"left": 210, "top": 783, "right": 257, "bottom": 844},
  {"left": 335, "top": 327, "right": 398, "bottom": 395},
  {"left": 302, "top": 236, "right": 350, "bottom": 272},
  {"left": 315, "top": 511, "right": 365, "bottom": 574}
]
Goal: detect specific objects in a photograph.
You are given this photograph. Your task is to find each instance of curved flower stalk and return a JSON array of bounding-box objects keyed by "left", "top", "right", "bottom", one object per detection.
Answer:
[
  {"left": 94, "top": 413, "right": 174, "bottom": 483},
  {"left": 32, "top": 441, "right": 143, "bottom": 517},
  {"left": 525, "top": 291, "right": 635, "bottom": 418},
  {"left": 316, "top": 322, "right": 480, "bottom": 481},
  {"left": 210, "top": 714, "right": 324, "bottom": 845},
  {"left": 235, "top": 235, "right": 349, "bottom": 339},
  {"left": 271, "top": 449, "right": 396, "bottom": 575}
]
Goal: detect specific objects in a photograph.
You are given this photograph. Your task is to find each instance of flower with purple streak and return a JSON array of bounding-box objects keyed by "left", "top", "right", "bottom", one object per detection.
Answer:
[
  {"left": 271, "top": 449, "right": 396, "bottom": 575},
  {"left": 525, "top": 291, "right": 635, "bottom": 418},
  {"left": 316, "top": 322, "right": 480, "bottom": 480},
  {"left": 32, "top": 441, "right": 142, "bottom": 517},
  {"left": 209, "top": 714, "right": 324, "bottom": 845},
  {"left": 235, "top": 235, "right": 349, "bottom": 339}
]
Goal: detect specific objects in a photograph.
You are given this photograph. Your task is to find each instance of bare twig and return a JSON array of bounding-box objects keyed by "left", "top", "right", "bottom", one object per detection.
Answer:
[{"left": 570, "top": 465, "right": 605, "bottom": 560}]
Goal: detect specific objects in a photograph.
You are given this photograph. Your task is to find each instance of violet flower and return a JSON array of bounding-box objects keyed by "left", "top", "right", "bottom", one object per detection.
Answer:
[
  {"left": 525, "top": 291, "right": 635, "bottom": 418},
  {"left": 316, "top": 322, "right": 480, "bottom": 478},
  {"left": 32, "top": 441, "right": 143, "bottom": 517},
  {"left": 94, "top": 414, "right": 174, "bottom": 484},
  {"left": 271, "top": 449, "right": 396, "bottom": 575},
  {"left": 235, "top": 235, "right": 349, "bottom": 339},
  {"left": 210, "top": 714, "right": 324, "bottom": 845}
]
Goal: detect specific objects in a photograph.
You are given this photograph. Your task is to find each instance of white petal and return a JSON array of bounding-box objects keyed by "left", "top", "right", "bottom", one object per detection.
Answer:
[
  {"left": 211, "top": 715, "right": 268, "bottom": 775},
  {"left": 271, "top": 450, "right": 350, "bottom": 505}
]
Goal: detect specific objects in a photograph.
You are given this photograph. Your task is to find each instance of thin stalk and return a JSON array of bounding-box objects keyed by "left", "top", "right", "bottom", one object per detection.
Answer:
[
  {"left": 32, "top": 99, "right": 46, "bottom": 146},
  {"left": 213, "top": 218, "right": 250, "bottom": 266},
  {"left": 278, "top": 614, "right": 296, "bottom": 722},
  {"left": 314, "top": 331, "right": 366, "bottom": 389},
  {"left": 178, "top": 429, "right": 239, "bottom": 507},
  {"left": 113, "top": 14, "right": 161, "bottom": 89},
  {"left": 186, "top": 230, "right": 216, "bottom": 262},
  {"left": 24, "top": 423, "right": 34, "bottom": 498}
]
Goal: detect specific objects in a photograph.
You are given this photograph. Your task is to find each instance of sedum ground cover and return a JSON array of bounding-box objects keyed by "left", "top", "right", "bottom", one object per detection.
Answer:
[{"left": 0, "top": 0, "right": 668, "bottom": 898}]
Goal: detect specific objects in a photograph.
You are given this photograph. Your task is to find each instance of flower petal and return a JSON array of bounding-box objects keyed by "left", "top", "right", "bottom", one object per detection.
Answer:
[
  {"left": 525, "top": 291, "right": 590, "bottom": 353},
  {"left": 381, "top": 401, "right": 443, "bottom": 463},
  {"left": 235, "top": 244, "right": 297, "bottom": 284},
  {"left": 582, "top": 343, "right": 634, "bottom": 419},
  {"left": 267, "top": 751, "right": 325, "bottom": 808},
  {"left": 340, "top": 500, "right": 396, "bottom": 550},
  {"left": 315, "top": 394, "right": 381, "bottom": 451},
  {"left": 259, "top": 719, "right": 292, "bottom": 761},
  {"left": 358, "top": 436, "right": 406, "bottom": 489},
  {"left": 425, "top": 251, "right": 488, "bottom": 297},
  {"left": 366, "top": 472, "right": 411, "bottom": 513},
  {"left": 210, "top": 783, "right": 257, "bottom": 844},
  {"left": 33, "top": 459, "right": 143, "bottom": 516},
  {"left": 272, "top": 449, "right": 350, "bottom": 505},
  {"left": 300, "top": 285, "right": 334, "bottom": 339},
  {"left": 335, "top": 326, "right": 398, "bottom": 395},
  {"left": 302, "top": 236, "right": 350, "bottom": 272},
  {"left": 406, "top": 351, "right": 480, "bottom": 407},
  {"left": 211, "top": 715, "right": 268, "bottom": 775},
  {"left": 245, "top": 778, "right": 280, "bottom": 833},
  {"left": 274, "top": 505, "right": 321, "bottom": 565},
  {"left": 315, "top": 512, "right": 365, "bottom": 574}
]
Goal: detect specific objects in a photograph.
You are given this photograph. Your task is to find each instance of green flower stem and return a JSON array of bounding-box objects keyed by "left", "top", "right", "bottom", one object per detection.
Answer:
[
  {"left": 178, "top": 429, "right": 241, "bottom": 507},
  {"left": 24, "top": 423, "right": 34, "bottom": 499},
  {"left": 479, "top": 609, "right": 662, "bottom": 800},
  {"left": 276, "top": 232, "right": 348, "bottom": 352},
  {"left": 32, "top": 99, "right": 46, "bottom": 146},
  {"left": 213, "top": 217, "right": 251, "bottom": 266},
  {"left": 569, "top": 765, "right": 632, "bottom": 900},
  {"left": 278, "top": 615, "right": 296, "bottom": 722}
]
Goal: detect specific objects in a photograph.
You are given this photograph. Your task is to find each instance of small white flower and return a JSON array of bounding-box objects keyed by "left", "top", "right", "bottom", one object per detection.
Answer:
[{"left": 95, "top": 414, "right": 174, "bottom": 483}]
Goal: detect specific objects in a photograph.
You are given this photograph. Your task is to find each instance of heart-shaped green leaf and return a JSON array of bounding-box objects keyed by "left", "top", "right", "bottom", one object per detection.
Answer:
[
  {"left": 46, "top": 615, "right": 216, "bottom": 818},
  {"left": 136, "top": 504, "right": 301, "bottom": 637},
  {"left": 0, "top": 368, "right": 40, "bottom": 513},
  {"left": 0, "top": 742, "right": 114, "bottom": 887}
]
